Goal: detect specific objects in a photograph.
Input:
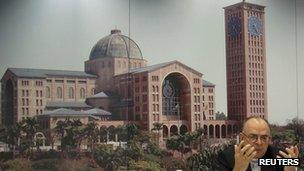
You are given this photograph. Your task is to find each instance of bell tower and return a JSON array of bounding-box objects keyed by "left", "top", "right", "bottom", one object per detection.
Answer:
[{"left": 224, "top": 2, "right": 267, "bottom": 122}]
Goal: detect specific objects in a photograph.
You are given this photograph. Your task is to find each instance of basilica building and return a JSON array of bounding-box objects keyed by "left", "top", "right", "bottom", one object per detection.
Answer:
[{"left": 1, "top": 29, "right": 239, "bottom": 140}]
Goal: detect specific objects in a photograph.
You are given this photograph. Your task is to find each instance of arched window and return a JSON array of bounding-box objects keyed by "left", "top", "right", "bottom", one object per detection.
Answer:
[
  {"left": 57, "top": 87, "right": 62, "bottom": 98},
  {"left": 80, "top": 88, "right": 85, "bottom": 99},
  {"left": 68, "top": 87, "right": 74, "bottom": 99},
  {"left": 46, "top": 86, "right": 50, "bottom": 98}
]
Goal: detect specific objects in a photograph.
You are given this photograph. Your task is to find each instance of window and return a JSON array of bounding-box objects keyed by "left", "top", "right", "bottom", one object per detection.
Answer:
[
  {"left": 142, "top": 95, "right": 147, "bottom": 102},
  {"left": 142, "top": 76, "right": 147, "bottom": 82},
  {"left": 143, "top": 104, "right": 148, "bottom": 112},
  {"left": 135, "top": 106, "right": 140, "bottom": 112},
  {"left": 57, "top": 87, "right": 63, "bottom": 98},
  {"left": 152, "top": 76, "right": 159, "bottom": 81},
  {"left": 78, "top": 81, "right": 86, "bottom": 84},
  {"left": 135, "top": 77, "right": 140, "bottom": 83},
  {"left": 80, "top": 88, "right": 85, "bottom": 99},
  {"left": 35, "top": 81, "right": 43, "bottom": 86},
  {"left": 142, "top": 86, "right": 147, "bottom": 92},
  {"left": 22, "top": 80, "right": 29, "bottom": 86},
  {"left": 135, "top": 96, "right": 139, "bottom": 102},
  {"left": 67, "top": 80, "right": 75, "bottom": 83},
  {"left": 46, "top": 87, "right": 50, "bottom": 98},
  {"left": 68, "top": 87, "right": 74, "bottom": 99}
]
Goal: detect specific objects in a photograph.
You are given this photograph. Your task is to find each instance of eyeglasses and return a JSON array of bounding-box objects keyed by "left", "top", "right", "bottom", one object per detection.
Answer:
[{"left": 241, "top": 132, "right": 270, "bottom": 143}]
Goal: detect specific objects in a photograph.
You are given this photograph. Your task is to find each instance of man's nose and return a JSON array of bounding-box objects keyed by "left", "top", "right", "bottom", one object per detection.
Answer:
[{"left": 255, "top": 137, "right": 262, "bottom": 144}]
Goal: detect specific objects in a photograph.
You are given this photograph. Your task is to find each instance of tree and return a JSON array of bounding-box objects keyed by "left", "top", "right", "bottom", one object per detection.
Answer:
[
  {"left": 99, "top": 126, "right": 108, "bottom": 142},
  {"left": 151, "top": 122, "right": 163, "bottom": 144},
  {"left": 84, "top": 122, "right": 99, "bottom": 151},
  {"left": 115, "top": 125, "right": 127, "bottom": 142},
  {"left": 93, "top": 144, "right": 123, "bottom": 170},
  {"left": 55, "top": 119, "right": 85, "bottom": 151},
  {"left": 126, "top": 123, "right": 139, "bottom": 141},
  {"left": 20, "top": 117, "right": 41, "bottom": 153},
  {"left": 215, "top": 111, "right": 227, "bottom": 120},
  {"left": 5, "top": 123, "right": 22, "bottom": 155},
  {"left": 166, "top": 136, "right": 182, "bottom": 152},
  {"left": 192, "top": 128, "right": 204, "bottom": 149},
  {"left": 186, "top": 146, "right": 222, "bottom": 170},
  {"left": 54, "top": 120, "right": 68, "bottom": 151},
  {"left": 286, "top": 117, "right": 304, "bottom": 142}
]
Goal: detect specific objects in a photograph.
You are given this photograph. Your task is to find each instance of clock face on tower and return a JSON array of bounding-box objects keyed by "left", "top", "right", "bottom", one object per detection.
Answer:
[
  {"left": 228, "top": 17, "right": 241, "bottom": 38},
  {"left": 248, "top": 16, "right": 262, "bottom": 36}
]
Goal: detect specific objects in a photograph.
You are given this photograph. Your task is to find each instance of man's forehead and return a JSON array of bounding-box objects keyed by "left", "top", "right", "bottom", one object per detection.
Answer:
[{"left": 243, "top": 118, "right": 270, "bottom": 134}]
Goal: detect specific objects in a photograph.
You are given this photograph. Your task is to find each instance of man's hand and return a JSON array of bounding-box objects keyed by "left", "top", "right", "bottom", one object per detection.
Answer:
[
  {"left": 277, "top": 146, "right": 299, "bottom": 171},
  {"left": 233, "top": 140, "right": 257, "bottom": 171}
]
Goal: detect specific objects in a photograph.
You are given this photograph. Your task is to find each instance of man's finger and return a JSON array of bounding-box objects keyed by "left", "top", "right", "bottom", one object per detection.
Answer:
[
  {"left": 245, "top": 146, "right": 255, "bottom": 157},
  {"left": 235, "top": 140, "right": 244, "bottom": 153},
  {"left": 294, "top": 146, "right": 299, "bottom": 156},
  {"left": 279, "top": 150, "right": 289, "bottom": 158},
  {"left": 248, "top": 151, "right": 257, "bottom": 160},
  {"left": 276, "top": 155, "right": 282, "bottom": 158},
  {"left": 240, "top": 144, "right": 252, "bottom": 155},
  {"left": 285, "top": 147, "right": 295, "bottom": 157},
  {"left": 235, "top": 145, "right": 239, "bottom": 153}
]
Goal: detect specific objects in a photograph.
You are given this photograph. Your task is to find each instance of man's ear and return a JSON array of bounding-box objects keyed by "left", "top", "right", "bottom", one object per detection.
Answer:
[{"left": 268, "top": 137, "right": 273, "bottom": 145}]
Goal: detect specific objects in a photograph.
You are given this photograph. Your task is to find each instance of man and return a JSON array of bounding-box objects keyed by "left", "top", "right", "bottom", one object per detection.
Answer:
[{"left": 217, "top": 116, "right": 299, "bottom": 171}]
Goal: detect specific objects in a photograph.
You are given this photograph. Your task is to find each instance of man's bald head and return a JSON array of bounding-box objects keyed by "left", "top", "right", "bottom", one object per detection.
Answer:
[{"left": 242, "top": 116, "right": 270, "bottom": 134}]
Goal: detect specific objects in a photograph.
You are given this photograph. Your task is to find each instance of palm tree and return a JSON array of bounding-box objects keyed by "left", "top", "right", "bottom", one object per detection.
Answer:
[
  {"left": 107, "top": 126, "right": 116, "bottom": 141},
  {"left": 99, "top": 126, "right": 108, "bottom": 143},
  {"left": 192, "top": 128, "right": 204, "bottom": 150},
  {"left": 21, "top": 117, "right": 40, "bottom": 152},
  {"left": 54, "top": 120, "right": 68, "bottom": 151},
  {"left": 84, "top": 122, "right": 99, "bottom": 151},
  {"left": 115, "top": 125, "right": 127, "bottom": 142},
  {"left": 6, "top": 123, "right": 22, "bottom": 156},
  {"left": 67, "top": 119, "right": 85, "bottom": 150},
  {"left": 126, "top": 123, "right": 139, "bottom": 141},
  {"left": 152, "top": 122, "right": 163, "bottom": 144}
]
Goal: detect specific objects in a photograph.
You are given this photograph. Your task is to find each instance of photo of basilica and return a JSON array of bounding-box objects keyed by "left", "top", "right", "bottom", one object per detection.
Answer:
[{"left": 1, "top": 1, "right": 268, "bottom": 142}]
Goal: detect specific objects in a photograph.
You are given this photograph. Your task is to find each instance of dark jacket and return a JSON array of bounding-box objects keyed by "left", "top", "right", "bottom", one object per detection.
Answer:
[{"left": 217, "top": 145, "right": 284, "bottom": 171}]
